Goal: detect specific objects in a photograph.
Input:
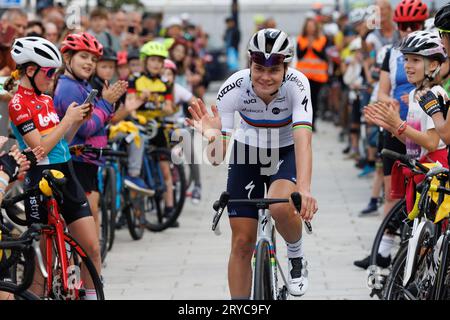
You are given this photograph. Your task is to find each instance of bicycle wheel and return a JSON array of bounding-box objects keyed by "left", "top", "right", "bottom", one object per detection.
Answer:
[
  {"left": 145, "top": 148, "right": 186, "bottom": 232},
  {"left": 383, "top": 245, "right": 408, "bottom": 300},
  {"left": 0, "top": 281, "right": 39, "bottom": 300},
  {"left": 98, "top": 195, "right": 108, "bottom": 263},
  {"left": 402, "top": 221, "right": 436, "bottom": 300},
  {"left": 44, "top": 230, "right": 105, "bottom": 300},
  {"left": 370, "top": 199, "right": 408, "bottom": 267},
  {"left": 104, "top": 167, "right": 117, "bottom": 251},
  {"left": 253, "top": 239, "right": 274, "bottom": 300},
  {"left": 124, "top": 191, "right": 146, "bottom": 240},
  {"left": 434, "top": 234, "right": 450, "bottom": 300}
]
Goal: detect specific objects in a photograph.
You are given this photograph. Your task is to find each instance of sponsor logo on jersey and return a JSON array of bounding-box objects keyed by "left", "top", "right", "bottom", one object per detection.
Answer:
[
  {"left": 217, "top": 77, "right": 243, "bottom": 101},
  {"left": 244, "top": 98, "right": 257, "bottom": 104},
  {"left": 301, "top": 96, "right": 309, "bottom": 112},
  {"left": 285, "top": 73, "right": 305, "bottom": 92},
  {"left": 15, "top": 114, "right": 29, "bottom": 122},
  {"left": 38, "top": 112, "right": 59, "bottom": 127},
  {"left": 272, "top": 107, "right": 288, "bottom": 115},
  {"left": 241, "top": 107, "right": 263, "bottom": 113},
  {"left": 21, "top": 122, "right": 35, "bottom": 134},
  {"left": 275, "top": 96, "right": 286, "bottom": 103},
  {"left": 11, "top": 94, "right": 23, "bottom": 111}
]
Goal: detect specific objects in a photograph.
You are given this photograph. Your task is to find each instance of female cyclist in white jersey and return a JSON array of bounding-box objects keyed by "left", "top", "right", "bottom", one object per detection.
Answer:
[{"left": 187, "top": 28, "right": 318, "bottom": 299}]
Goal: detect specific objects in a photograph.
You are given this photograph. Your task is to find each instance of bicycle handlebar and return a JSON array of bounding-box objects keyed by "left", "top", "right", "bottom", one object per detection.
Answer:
[
  {"left": 212, "top": 191, "right": 312, "bottom": 235},
  {"left": 69, "top": 145, "right": 128, "bottom": 159},
  {"left": 381, "top": 148, "right": 430, "bottom": 174}
]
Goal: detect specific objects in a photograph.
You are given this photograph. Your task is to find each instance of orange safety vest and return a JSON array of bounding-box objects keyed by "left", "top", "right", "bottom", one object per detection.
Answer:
[{"left": 296, "top": 35, "right": 328, "bottom": 83}]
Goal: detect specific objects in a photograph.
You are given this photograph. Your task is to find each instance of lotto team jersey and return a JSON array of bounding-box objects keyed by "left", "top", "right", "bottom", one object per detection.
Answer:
[
  {"left": 9, "top": 86, "right": 70, "bottom": 165},
  {"left": 216, "top": 68, "right": 313, "bottom": 148}
]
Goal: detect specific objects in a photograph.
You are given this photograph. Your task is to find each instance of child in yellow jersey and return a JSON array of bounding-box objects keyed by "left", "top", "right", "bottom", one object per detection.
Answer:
[{"left": 125, "top": 41, "right": 178, "bottom": 225}]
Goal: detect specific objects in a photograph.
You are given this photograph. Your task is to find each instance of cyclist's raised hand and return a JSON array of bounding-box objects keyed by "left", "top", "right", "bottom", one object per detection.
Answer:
[
  {"left": 65, "top": 102, "right": 91, "bottom": 123},
  {"left": 187, "top": 98, "right": 222, "bottom": 142},
  {"left": 297, "top": 191, "right": 318, "bottom": 223}
]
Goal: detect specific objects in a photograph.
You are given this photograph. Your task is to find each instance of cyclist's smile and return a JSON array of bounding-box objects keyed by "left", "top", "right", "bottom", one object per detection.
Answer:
[{"left": 251, "top": 63, "right": 285, "bottom": 99}]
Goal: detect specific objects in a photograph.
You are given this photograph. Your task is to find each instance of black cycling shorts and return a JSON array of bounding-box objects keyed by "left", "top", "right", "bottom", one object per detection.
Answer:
[
  {"left": 226, "top": 141, "right": 296, "bottom": 220},
  {"left": 150, "top": 127, "right": 168, "bottom": 149},
  {"left": 381, "top": 131, "right": 406, "bottom": 176},
  {"left": 24, "top": 160, "right": 91, "bottom": 225},
  {"left": 72, "top": 161, "right": 99, "bottom": 193}
]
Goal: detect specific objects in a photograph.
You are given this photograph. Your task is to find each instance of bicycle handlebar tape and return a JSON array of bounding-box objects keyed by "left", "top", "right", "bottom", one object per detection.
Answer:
[{"left": 212, "top": 192, "right": 230, "bottom": 233}]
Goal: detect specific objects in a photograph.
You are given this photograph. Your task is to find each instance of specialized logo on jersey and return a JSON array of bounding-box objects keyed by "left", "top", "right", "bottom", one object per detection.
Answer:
[
  {"left": 301, "top": 96, "right": 309, "bottom": 112},
  {"left": 217, "top": 77, "right": 243, "bottom": 101}
]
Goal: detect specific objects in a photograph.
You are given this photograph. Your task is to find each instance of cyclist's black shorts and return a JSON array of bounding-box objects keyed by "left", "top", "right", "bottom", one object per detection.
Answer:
[
  {"left": 381, "top": 131, "right": 406, "bottom": 176},
  {"left": 24, "top": 160, "right": 91, "bottom": 225},
  {"left": 72, "top": 161, "right": 99, "bottom": 193},
  {"left": 226, "top": 141, "right": 296, "bottom": 220},
  {"left": 150, "top": 126, "right": 168, "bottom": 149}
]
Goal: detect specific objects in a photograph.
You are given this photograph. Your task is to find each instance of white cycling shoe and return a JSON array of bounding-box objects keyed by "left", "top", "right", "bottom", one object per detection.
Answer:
[{"left": 287, "top": 257, "right": 309, "bottom": 296}]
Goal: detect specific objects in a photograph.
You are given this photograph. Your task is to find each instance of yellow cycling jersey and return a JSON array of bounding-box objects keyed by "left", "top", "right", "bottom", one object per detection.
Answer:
[{"left": 128, "top": 74, "right": 174, "bottom": 120}]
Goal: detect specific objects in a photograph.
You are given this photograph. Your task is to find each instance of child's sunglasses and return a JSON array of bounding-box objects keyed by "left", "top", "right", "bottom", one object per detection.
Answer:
[{"left": 40, "top": 67, "right": 57, "bottom": 79}]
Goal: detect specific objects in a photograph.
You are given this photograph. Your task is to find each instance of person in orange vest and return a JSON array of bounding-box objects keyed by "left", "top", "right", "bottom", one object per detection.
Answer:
[{"left": 296, "top": 17, "right": 329, "bottom": 131}]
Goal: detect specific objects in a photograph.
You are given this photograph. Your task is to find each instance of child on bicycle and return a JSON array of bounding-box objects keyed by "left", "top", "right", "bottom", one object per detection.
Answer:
[
  {"left": 7, "top": 36, "right": 98, "bottom": 299},
  {"left": 52, "top": 32, "right": 127, "bottom": 267},
  {"left": 126, "top": 41, "right": 177, "bottom": 222}
]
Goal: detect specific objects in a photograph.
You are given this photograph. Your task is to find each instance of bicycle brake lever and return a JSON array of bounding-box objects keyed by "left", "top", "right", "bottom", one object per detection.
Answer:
[{"left": 291, "top": 192, "right": 313, "bottom": 234}]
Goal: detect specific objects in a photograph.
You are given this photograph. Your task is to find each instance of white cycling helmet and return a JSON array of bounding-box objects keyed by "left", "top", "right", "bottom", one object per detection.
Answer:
[
  {"left": 247, "top": 28, "right": 294, "bottom": 64},
  {"left": 399, "top": 30, "right": 447, "bottom": 63},
  {"left": 349, "top": 8, "right": 368, "bottom": 25},
  {"left": 11, "top": 36, "right": 62, "bottom": 68}
]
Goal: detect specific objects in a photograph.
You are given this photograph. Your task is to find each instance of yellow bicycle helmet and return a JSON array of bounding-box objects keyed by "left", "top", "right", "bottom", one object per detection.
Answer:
[{"left": 140, "top": 41, "right": 169, "bottom": 60}]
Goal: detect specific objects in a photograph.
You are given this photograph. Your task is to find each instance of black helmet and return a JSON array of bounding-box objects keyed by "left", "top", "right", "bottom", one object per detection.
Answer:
[
  {"left": 127, "top": 48, "right": 140, "bottom": 61},
  {"left": 99, "top": 47, "right": 117, "bottom": 62},
  {"left": 435, "top": 3, "right": 450, "bottom": 31}
]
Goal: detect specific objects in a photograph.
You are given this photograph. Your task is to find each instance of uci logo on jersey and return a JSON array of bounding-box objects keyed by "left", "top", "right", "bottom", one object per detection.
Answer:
[
  {"left": 38, "top": 112, "right": 59, "bottom": 127},
  {"left": 244, "top": 98, "right": 256, "bottom": 104}
]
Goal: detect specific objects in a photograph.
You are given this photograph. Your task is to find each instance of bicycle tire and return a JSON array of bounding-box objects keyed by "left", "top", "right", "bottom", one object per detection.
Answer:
[
  {"left": 0, "top": 281, "right": 39, "bottom": 300},
  {"left": 403, "top": 221, "right": 435, "bottom": 300},
  {"left": 124, "top": 193, "right": 145, "bottom": 240},
  {"left": 369, "top": 199, "right": 408, "bottom": 267},
  {"left": 99, "top": 195, "right": 108, "bottom": 263},
  {"left": 104, "top": 167, "right": 117, "bottom": 251},
  {"left": 145, "top": 148, "right": 186, "bottom": 232},
  {"left": 44, "top": 231, "right": 105, "bottom": 300},
  {"left": 383, "top": 245, "right": 408, "bottom": 300},
  {"left": 434, "top": 234, "right": 450, "bottom": 300},
  {"left": 253, "top": 239, "right": 274, "bottom": 300}
]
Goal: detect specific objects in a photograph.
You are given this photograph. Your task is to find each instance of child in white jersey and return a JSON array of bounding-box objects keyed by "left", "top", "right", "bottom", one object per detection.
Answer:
[{"left": 364, "top": 31, "right": 449, "bottom": 268}]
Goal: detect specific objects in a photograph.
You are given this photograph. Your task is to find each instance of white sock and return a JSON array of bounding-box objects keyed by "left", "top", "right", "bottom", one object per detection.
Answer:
[
  {"left": 83, "top": 289, "right": 97, "bottom": 300},
  {"left": 378, "top": 234, "right": 395, "bottom": 258},
  {"left": 286, "top": 237, "right": 303, "bottom": 259}
]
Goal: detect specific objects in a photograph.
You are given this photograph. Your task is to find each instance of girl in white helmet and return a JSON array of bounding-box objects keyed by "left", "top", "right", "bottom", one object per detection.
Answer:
[{"left": 7, "top": 36, "right": 100, "bottom": 299}]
